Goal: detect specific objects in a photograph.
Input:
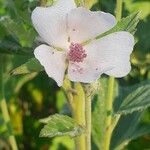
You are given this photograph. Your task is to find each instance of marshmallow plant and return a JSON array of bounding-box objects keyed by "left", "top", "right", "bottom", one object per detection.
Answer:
[
  {"left": 31, "top": 0, "right": 135, "bottom": 150},
  {"left": 2, "top": 0, "right": 150, "bottom": 150},
  {"left": 11, "top": 0, "right": 144, "bottom": 150}
]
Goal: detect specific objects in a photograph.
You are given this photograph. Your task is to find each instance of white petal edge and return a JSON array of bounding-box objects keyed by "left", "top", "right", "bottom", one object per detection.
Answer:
[
  {"left": 68, "top": 7, "right": 116, "bottom": 43},
  {"left": 34, "top": 44, "right": 66, "bottom": 86},
  {"left": 84, "top": 31, "right": 135, "bottom": 78},
  {"left": 31, "top": 0, "right": 76, "bottom": 49}
]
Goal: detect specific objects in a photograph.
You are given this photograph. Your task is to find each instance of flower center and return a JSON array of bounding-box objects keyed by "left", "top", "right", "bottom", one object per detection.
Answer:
[{"left": 68, "top": 43, "right": 87, "bottom": 63}]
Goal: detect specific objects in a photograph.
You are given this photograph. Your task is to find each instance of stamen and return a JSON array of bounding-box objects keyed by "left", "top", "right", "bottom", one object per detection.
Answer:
[{"left": 68, "top": 43, "right": 87, "bottom": 63}]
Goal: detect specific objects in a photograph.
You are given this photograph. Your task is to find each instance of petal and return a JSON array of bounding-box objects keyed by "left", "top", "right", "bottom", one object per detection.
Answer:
[
  {"left": 68, "top": 61, "right": 102, "bottom": 83},
  {"left": 34, "top": 44, "right": 66, "bottom": 86},
  {"left": 68, "top": 32, "right": 134, "bottom": 83},
  {"left": 84, "top": 31, "right": 135, "bottom": 77},
  {"left": 32, "top": 0, "right": 76, "bottom": 49},
  {"left": 68, "top": 7, "right": 116, "bottom": 43}
]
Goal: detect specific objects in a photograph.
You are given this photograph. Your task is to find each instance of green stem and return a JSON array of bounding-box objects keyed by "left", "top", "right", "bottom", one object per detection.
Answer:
[
  {"left": 116, "top": 0, "right": 123, "bottom": 21},
  {"left": 103, "top": 1, "right": 123, "bottom": 149},
  {"left": 111, "top": 0, "right": 123, "bottom": 130},
  {"left": 0, "top": 99, "right": 18, "bottom": 150},
  {"left": 0, "top": 56, "right": 18, "bottom": 150},
  {"left": 85, "top": 94, "right": 91, "bottom": 150},
  {"left": 73, "top": 83, "right": 86, "bottom": 150},
  {"left": 103, "top": 77, "right": 115, "bottom": 150}
]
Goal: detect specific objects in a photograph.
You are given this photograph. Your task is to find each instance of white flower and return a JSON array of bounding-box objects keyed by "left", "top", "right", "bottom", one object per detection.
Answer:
[{"left": 31, "top": 0, "right": 134, "bottom": 86}]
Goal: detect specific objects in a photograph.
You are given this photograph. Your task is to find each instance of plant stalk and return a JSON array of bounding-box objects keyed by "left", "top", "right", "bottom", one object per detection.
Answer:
[
  {"left": 0, "top": 56, "right": 18, "bottom": 150},
  {"left": 112, "top": 0, "right": 123, "bottom": 129},
  {"left": 103, "top": 1, "right": 123, "bottom": 149},
  {"left": 73, "top": 83, "right": 86, "bottom": 150},
  {"left": 85, "top": 94, "right": 91, "bottom": 150},
  {"left": 103, "top": 77, "right": 115, "bottom": 150},
  {"left": 116, "top": 0, "right": 123, "bottom": 21},
  {"left": 0, "top": 99, "right": 18, "bottom": 150}
]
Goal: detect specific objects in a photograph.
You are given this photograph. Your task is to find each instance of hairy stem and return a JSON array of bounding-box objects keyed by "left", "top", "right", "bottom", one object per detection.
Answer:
[
  {"left": 85, "top": 94, "right": 91, "bottom": 150},
  {"left": 0, "top": 99, "right": 18, "bottom": 150},
  {"left": 73, "top": 83, "right": 86, "bottom": 150},
  {"left": 112, "top": 0, "right": 123, "bottom": 130},
  {"left": 0, "top": 57, "right": 18, "bottom": 150},
  {"left": 116, "top": 0, "right": 123, "bottom": 21},
  {"left": 103, "top": 77, "right": 115, "bottom": 150}
]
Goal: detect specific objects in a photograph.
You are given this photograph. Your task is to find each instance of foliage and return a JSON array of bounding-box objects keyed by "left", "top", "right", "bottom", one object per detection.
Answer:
[{"left": 39, "top": 114, "right": 84, "bottom": 138}]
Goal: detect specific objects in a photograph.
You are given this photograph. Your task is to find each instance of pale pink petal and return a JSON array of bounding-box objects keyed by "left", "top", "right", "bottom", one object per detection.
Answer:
[
  {"left": 32, "top": 0, "right": 76, "bottom": 49},
  {"left": 68, "top": 32, "right": 134, "bottom": 83},
  {"left": 34, "top": 44, "right": 66, "bottom": 86},
  {"left": 68, "top": 7, "right": 116, "bottom": 43},
  {"left": 68, "top": 61, "right": 102, "bottom": 83},
  {"left": 84, "top": 31, "right": 135, "bottom": 77}
]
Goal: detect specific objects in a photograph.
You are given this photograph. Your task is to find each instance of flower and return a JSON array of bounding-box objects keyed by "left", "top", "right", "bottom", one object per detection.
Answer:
[{"left": 31, "top": 0, "right": 134, "bottom": 86}]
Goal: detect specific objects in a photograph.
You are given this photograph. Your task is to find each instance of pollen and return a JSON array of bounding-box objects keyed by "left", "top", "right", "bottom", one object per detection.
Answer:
[{"left": 68, "top": 43, "right": 87, "bottom": 63}]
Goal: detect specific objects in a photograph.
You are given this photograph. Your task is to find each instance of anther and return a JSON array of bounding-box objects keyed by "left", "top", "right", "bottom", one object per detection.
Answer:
[{"left": 68, "top": 43, "right": 87, "bottom": 63}]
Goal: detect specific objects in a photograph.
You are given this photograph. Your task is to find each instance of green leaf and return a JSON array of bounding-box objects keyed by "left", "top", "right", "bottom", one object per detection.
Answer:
[
  {"left": 0, "top": 16, "right": 36, "bottom": 47},
  {"left": 110, "top": 112, "right": 150, "bottom": 150},
  {"left": 114, "top": 81, "right": 150, "bottom": 115},
  {"left": 50, "top": 137, "right": 74, "bottom": 150},
  {"left": 0, "top": 37, "right": 33, "bottom": 55},
  {"left": 96, "top": 12, "right": 139, "bottom": 40},
  {"left": 10, "top": 58, "right": 43, "bottom": 75},
  {"left": 0, "top": 16, "right": 35, "bottom": 55},
  {"left": 39, "top": 114, "right": 84, "bottom": 138}
]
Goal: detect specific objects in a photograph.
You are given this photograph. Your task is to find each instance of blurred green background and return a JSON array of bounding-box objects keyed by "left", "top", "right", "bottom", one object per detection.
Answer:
[{"left": 0, "top": 0, "right": 150, "bottom": 150}]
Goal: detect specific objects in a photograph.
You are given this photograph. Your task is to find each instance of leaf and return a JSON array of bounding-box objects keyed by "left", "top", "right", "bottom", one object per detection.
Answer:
[
  {"left": 110, "top": 111, "right": 150, "bottom": 150},
  {"left": 39, "top": 114, "right": 84, "bottom": 138},
  {"left": 0, "top": 16, "right": 36, "bottom": 47},
  {"left": 114, "top": 81, "right": 150, "bottom": 115},
  {"left": 50, "top": 136, "right": 74, "bottom": 150},
  {"left": 10, "top": 58, "right": 44, "bottom": 75},
  {"left": 0, "top": 16, "right": 35, "bottom": 55},
  {"left": 0, "top": 36, "right": 33, "bottom": 55},
  {"left": 96, "top": 12, "right": 139, "bottom": 40}
]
